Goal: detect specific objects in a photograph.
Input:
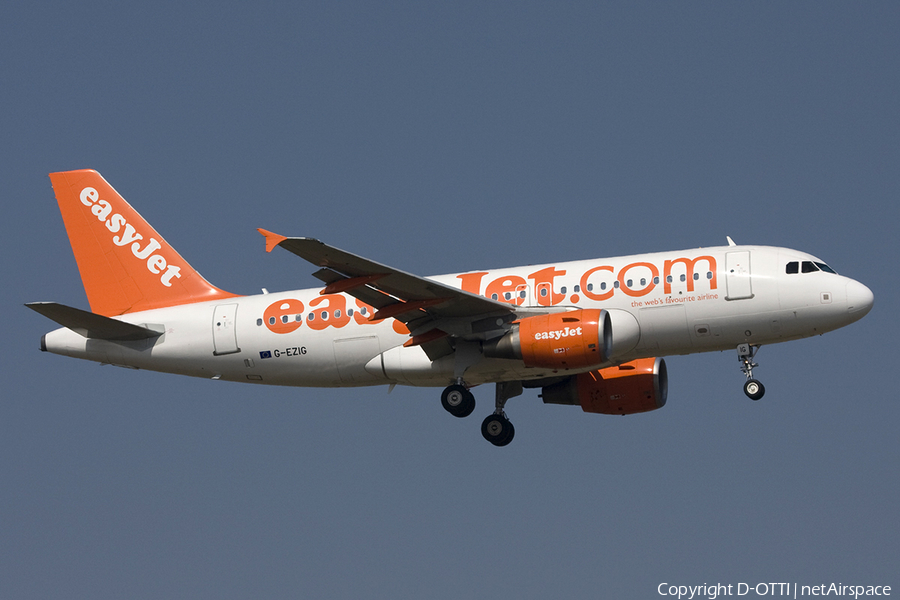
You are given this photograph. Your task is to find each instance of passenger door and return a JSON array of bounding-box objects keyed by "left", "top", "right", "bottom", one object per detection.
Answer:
[{"left": 725, "top": 251, "right": 754, "bottom": 300}]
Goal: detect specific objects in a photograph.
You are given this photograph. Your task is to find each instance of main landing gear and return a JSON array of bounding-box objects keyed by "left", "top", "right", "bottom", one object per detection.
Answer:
[
  {"left": 440, "top": 382, "right": 476, "bottom": 418},
  {"left": 481, "top": 381, "right": 523, "bottom": 447},
  {"left": 737, "top": 343, "right": 765, "bottom": 401},
  {"left": 440, "top": 380, "right": 522, "bottom": 446}
]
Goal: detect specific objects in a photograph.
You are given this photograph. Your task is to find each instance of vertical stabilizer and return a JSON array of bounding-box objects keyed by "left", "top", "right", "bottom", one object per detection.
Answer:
[{"left": 49, "top": 169, "right": 238, "bottom": 316}]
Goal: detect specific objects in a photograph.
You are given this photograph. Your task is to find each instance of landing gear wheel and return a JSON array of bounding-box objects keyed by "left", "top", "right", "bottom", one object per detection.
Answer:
[
  {"left": 481, "top": 414, "right": 515, "bottom": 446},
  {"left": 743, "top": 379, "right": 765, "bottom": 401},
  {"left": 737, "top": 344, "right": 765, "bottom": 401},
  {"left": 441, "top": 384, "right": 475, "bottom": 418}
]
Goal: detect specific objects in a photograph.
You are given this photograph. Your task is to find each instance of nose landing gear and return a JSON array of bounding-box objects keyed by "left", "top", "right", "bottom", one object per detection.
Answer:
[
  {"left": 737, "top": 343, "right": 765, "bottom": 400},
  {"left": 743, "top": 378, "right": 765, "bottom": 400}
]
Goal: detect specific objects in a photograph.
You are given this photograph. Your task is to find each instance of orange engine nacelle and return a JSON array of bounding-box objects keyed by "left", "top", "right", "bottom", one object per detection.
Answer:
[
  {"left": 540, "top": 357, "right": 668, "bottom": 415},
  {"left": 484, "top": 309, "right": 612, "bottom": 370}
]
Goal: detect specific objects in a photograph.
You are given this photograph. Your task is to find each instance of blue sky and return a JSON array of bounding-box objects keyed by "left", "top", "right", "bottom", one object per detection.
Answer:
[{"left": 2, "top": 3, "right": 898, "bottom": 598}]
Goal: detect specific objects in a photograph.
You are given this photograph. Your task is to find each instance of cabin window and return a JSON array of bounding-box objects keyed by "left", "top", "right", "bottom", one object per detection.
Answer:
[
  {"left": 281, "top": 315, "right": 289, "bottom": 324},
  {"left": 666, "top": 275, "right": 673, "bottom": 284},
  {"left": 600, "top": 282, "right": 607, "bottom": 291},
  {"left": 680, "top": 274, "right": 686, "bottom": 282},
  {"left": 321, "top": 311, "right": 329, "bottom": 320},
  {"left": 587, "top": 283, "right": 594, "bottom": 292},
  {"left": 347, "top": 308, "right": 354, "bottom": 317},
  {"left": 295, "top": 314, "right": 302, "bottom": 322},
  {"left": 491, "top": 293, "right": 498, "bottom": 300},
  {"left": 574, "top": 285, "right": 580, "bottom": 293},
  {"left": 335, "top": 310, "right": 342, "bottom": 319},
  {"left": 257, "top": 318, "right": 263, "bottom": 326},
  {"left": 654, "top": 276, "right": 660, "bottom": 284},
  {"left": 308, "top": 313, "right": 315, "bottom": 321},
  {"left": 540, "top": 288, "right": 548, "bottom": 297},
  {"left": 269, "top": 317, "right": 276, "bottom": 325},
  {"left": 561, "top": 286, "right": 567, "bottom": 294},
  {"left": 707, "top": 271, "right": 713, "bottom": 279}
]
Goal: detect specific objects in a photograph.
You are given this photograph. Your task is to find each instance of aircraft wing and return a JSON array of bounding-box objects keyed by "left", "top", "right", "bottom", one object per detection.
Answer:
[{"left": 259, "top": 230, "right": 519, "bottom": 357}]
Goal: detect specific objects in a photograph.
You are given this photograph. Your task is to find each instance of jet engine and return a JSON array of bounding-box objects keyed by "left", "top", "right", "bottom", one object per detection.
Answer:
[
  {"left": 540, "top": 357, "right": 667, "bottom": 415},
  {"left": 484, "top": 309, "right": 612, "bottom": 370}
]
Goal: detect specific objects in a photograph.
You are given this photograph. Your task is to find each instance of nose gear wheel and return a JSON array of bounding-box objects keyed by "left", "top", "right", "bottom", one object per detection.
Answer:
[
  {"left": 743, "top": 378, "right": 765, "bottom": 401},
  {"left": 737, "top": 343, "right": 765, "bottom": 400}
]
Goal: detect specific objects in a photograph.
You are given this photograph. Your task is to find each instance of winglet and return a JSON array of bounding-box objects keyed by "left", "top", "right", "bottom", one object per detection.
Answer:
[{"left": 258, "top": 228, "right": 288, "bottom": 253}]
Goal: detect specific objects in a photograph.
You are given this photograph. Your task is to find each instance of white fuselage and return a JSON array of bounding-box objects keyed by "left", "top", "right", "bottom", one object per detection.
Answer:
[{"left": 42, "top": 244, "right": 873, "bottom": 388}]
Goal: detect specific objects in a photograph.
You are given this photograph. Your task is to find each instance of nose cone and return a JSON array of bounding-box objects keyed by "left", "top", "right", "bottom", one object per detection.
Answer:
[{"left": 846, "top": 279, "right": 874, "bottom": 319}]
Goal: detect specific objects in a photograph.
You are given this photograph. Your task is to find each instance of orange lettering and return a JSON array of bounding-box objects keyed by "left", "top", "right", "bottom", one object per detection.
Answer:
[
  {"left": 353, "top": 299, "right": 379, "bottom": 325},
  {"left": 457, "top": 272, "right": 489, "bottom": 295},
  {"left": 392, "top": 320, "right": 411, "bottom": 335},
  {"left": 485, "top": 275, "right": 528, "bottom": 305},
  {"left": 663, "top": 256, "right": 717, "bottom": 294},
  {"left": 617, "top": 262, "right": 659, "bottom": 298},
  {"left": 264, "top": 299, "right": 305, "bottom": 334},
  {"left": 580, "top": 266, "right": 614, "bottom": 301},
  {"left": 528, "top": 266, "right": 566, "bottom": 306},
  {"left": 307, "top": 295, "right": 351, "bottom": 331}
]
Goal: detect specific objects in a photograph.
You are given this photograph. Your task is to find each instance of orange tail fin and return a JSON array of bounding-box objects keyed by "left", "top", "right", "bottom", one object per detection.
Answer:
[{"left": 49, "top": 169, "right": 238, "bottom": 316}]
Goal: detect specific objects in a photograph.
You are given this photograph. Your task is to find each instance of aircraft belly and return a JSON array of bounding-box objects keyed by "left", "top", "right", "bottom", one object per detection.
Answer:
[{"left": 368, "top": 343, "right": 593, "bottom": 387}]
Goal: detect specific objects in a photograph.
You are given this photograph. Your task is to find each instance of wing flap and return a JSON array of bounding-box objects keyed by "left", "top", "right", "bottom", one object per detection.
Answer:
[{"left": 259, "top": 232, "right": 513, "bottom": 325}]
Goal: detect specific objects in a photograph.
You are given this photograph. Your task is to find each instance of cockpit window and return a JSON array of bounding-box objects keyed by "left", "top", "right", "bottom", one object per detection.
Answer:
[
  {"left": 787, "top": 260, "right": 837, "bottom": 275},
  {"left": 801, "top": 261, "right": 819, "bottom": 273},
  {"left": 815, "top": 262, "right": 837, "bottom": 274}
]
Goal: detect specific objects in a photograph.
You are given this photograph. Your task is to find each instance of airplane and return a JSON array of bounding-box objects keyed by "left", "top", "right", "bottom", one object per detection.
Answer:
[{"left": 27, "top": 169, "right": 874, "bottom": 446}]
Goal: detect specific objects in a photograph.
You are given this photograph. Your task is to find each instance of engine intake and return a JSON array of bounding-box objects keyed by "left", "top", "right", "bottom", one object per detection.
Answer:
[
  {"left": 541, "top": 357, "right": 667, "bottom": 415},
  {"left": 484, "top": 309, "right": 612, "bottom": 370}
]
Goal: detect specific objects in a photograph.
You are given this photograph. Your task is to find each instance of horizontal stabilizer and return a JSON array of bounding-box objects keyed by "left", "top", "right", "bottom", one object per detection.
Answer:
[{"left": 25, "top": 302, "right": 163, "bottom": 341}]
